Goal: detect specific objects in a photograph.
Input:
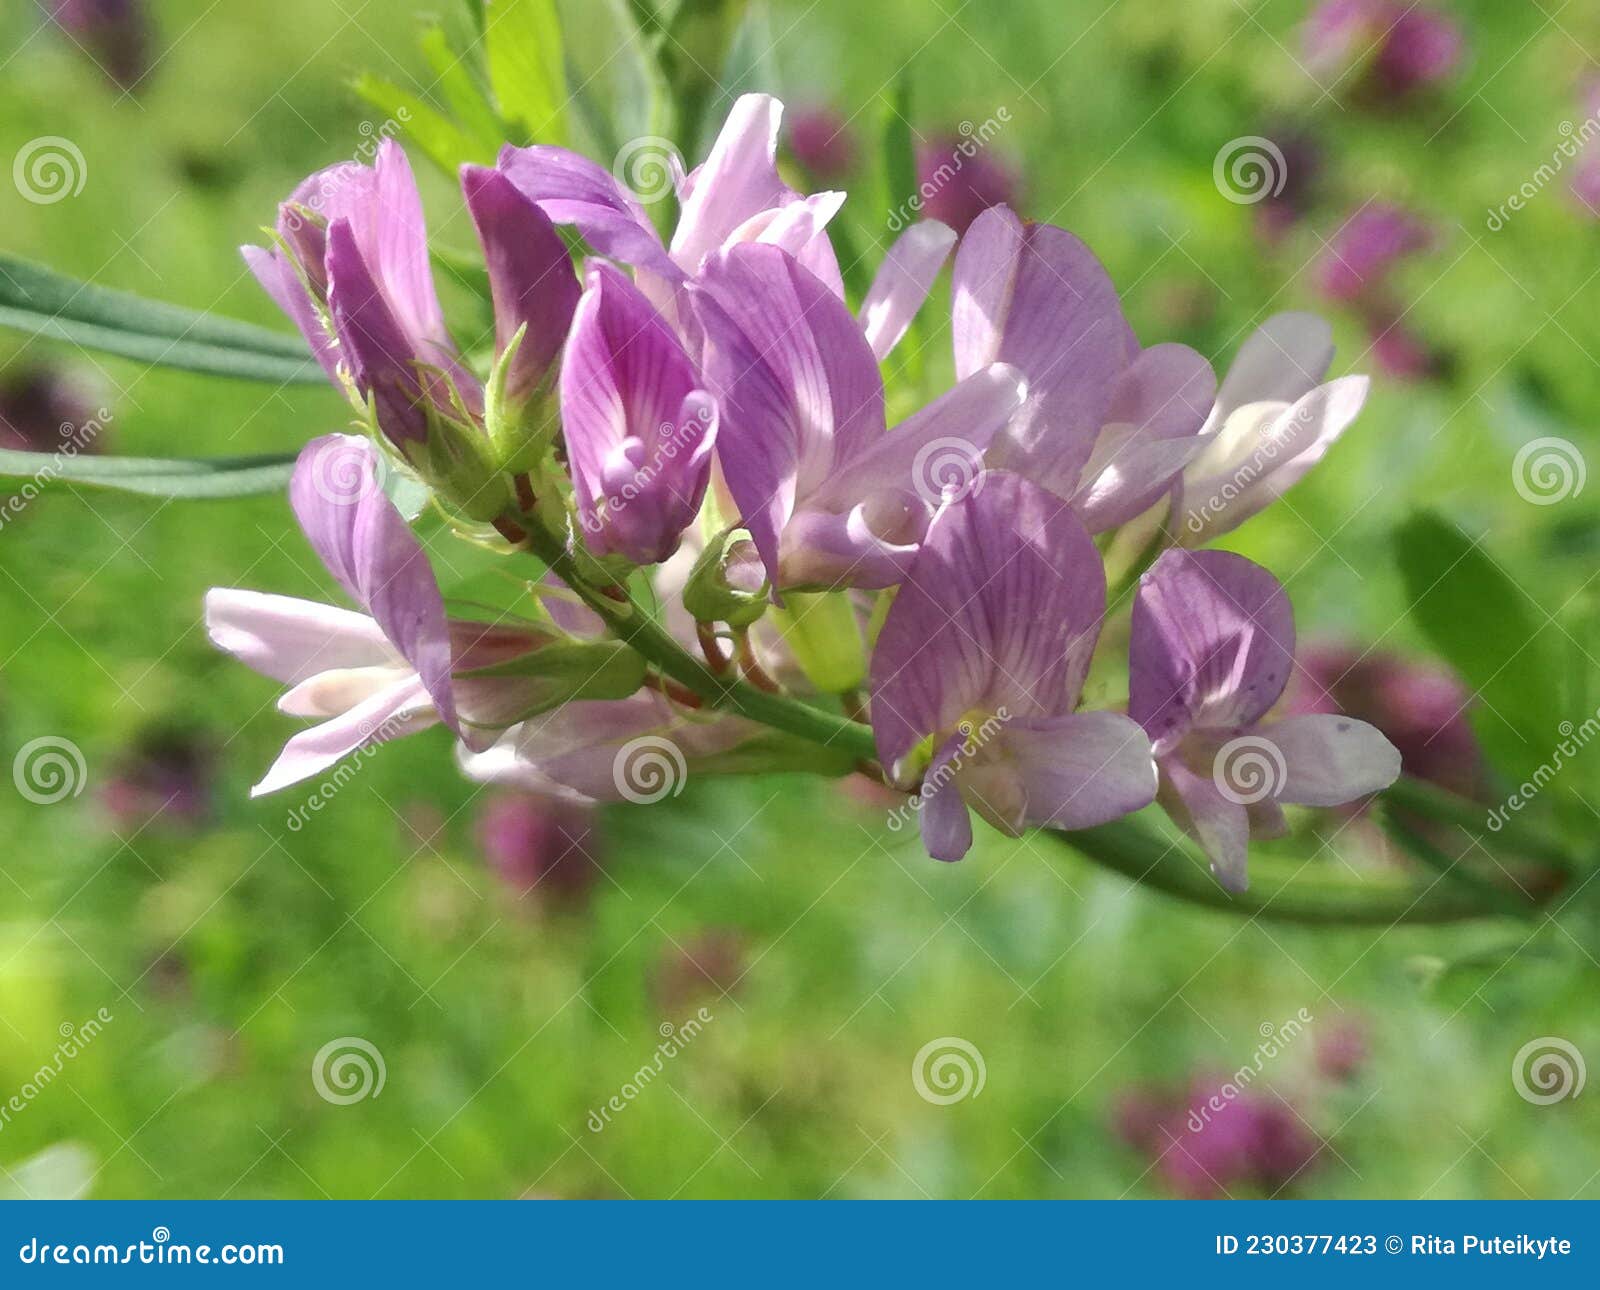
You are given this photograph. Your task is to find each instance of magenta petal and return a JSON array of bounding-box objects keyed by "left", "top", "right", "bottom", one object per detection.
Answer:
[
  {"left": 860, "top": 221, "right": 957, "bottom": 360},
  {"left": 497, "top": 144, "right": 679, "bottom": 281},
  {"left": 288, "top": 434, "right": 457, "bottom": 733},
  {"left": 1129, "top": 549, "right": 1295, "bottom": 751},
  {"left": 461, "top": 164, "right": 580, "bottom": 402},
  {"left": 691, "top": 244, "right": 885, "bottom": 582},
  {"left": 1267, "top": 713, "right": 1402, "bottom": 806},
  {"left": 1008, "top": 711, "right": 1157, "bottom": 830},
  {"left": 869, "top": 471, "right": 1106, "bottom": 772},
  {"left": 670, "top": 94, "right": 793, "bottom": 274},
  {"left": 953, "top": 206, "right": 1133, "bottom": 494}
]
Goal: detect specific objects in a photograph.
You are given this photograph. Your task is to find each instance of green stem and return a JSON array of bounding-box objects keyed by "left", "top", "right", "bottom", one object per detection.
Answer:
[
  {"left": 517, "top": 520, "right": 878, "bottom": 761},
  {"left": 1381, "top": 777, "right": 1578, "bottom": 872},
  {"left": 1054, "top": 819, "right": 1520, "bottom": 926}
]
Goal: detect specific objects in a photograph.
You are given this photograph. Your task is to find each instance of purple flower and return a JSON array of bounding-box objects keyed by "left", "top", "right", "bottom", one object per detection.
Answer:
[
  {"left": 1252, "top": 128, "right": 1324, "bottom": 243},
  {"left": 868, "top": 472, "right": 1157, "bottom": 862},
  {"left": 1129, "top": 549, "right": 1401, "bottom": 891},
  {"left": 652, "top": 929, "right": 746, "bottom": 1014},
  {"left": 1314, "top": 203, "right": 1435, "bottom": 304},
  {"left": 476, "top": 792, "right": 599, "bottom": 902},
  {"left": 1175, "top": 313, "right": 1369, "bottom": 546},
  {"left": 690, "top": 243, "right": 1026, "bottom": 590},
  {"left": 786, "top": 107, "right": 859, "bottom": 183},
  {"left": 1304, "top": 1, "right": 1464, "bottom": 102},
  {"left": 953, "top": 207, "right": 1216, "bottom": 531},
  {"left": 1363, "top": 306, "right": 1439, "bottom": 381},
  {"left": 1290, "top": 642, "right": 1482, "bottom": 800},
  {"left": 915, "top": 134, "right": 1020, "bottom": 235},
  {"left": 1314, "top": 1016, "right": 1370, "bottom": 1082},
  {"left": 100, "top": 728, "right": 213, "bottom": 831},
  {"left": 205, "top": 435, "right": 556, "bottom": 794},
  {"left": 0, "top": 365, "right": 105, "bottom": 453},
  {"left": 43, "top": 0, "right": 149, "bottom": 91},
  {"left": 560, "top": 263, "right": 717, "bottom": 565}
]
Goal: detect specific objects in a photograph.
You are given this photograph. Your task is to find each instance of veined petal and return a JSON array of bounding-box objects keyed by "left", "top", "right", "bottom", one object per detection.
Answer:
[
  {"left": 241, "top": 244, "right": 341, "bottom": 380},
  {"left": 869, "top": 471, "right": 1106, "bottom": 772},
  {"left": 1129, "top": 549, "right": 1295, "bottom": 750},
  {"left": 1008, "top": 711, "right": 1158, "bottom": 830},
  {"left": 724, "top": 190, "right": 848, "bottom": 296},
  {"left": 670, "top": 94, "right": 792, "bottom": 273},
  {"left": 366, "top": 139, "right": 453, "bottom": 358},
  {"left": 919, "top": 733, "right": 975, "bottom": 862},
  {"left": 1206, "top": 312, "right": 1334, "bottom": 434},
  {"left": 461, "top": 164, "right": 581, "bottom": 403},
  {"left": 204, "top": 588, "right": 393, "bottom": 685},
  {"left": 860, "top": 220, "right": 957, "bottom": 360},
  {"left": 1266, "top": 713, "right": 1402, "bottom": 806},
  {"left": 496, "top": 143, "right": 678, "bottom": 281},
  {"left": 289, "top": 434, "right": 457, "bottom": 733},
  {"left": 952, "top": 206, "right": 1132, "bottom": 495},
  {"left": 1159, "top": 758, "right": 1252, "bottom": 893},
  {"left": 251, "top": 673, "right": 436, "bottom": 797}
]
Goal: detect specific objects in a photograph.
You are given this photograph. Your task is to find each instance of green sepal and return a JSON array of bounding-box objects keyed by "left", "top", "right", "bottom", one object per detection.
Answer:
[
  {"left": 456, "top": 637, "right": 647, "bottom": 717},
  {"left": 769, "top": 590, "right": 866, "bottom": 693},
  {"left": 683, "top": 527, "right": 769, "bottom": 628}
]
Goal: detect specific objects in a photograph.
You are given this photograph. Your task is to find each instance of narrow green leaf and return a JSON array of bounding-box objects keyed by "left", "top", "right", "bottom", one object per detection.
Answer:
[
  {"left": 1394, "top": 511, "right": 1564, "bottom": 784},
  {"left": 881, "top": 73, "right": 916, "bottom": 229},
  {"left": 484, "top": 0, "right": 567, "bottom": 145},
  {"left": 352, "top": 74, "right": 495, "bottom": 175},
  {"left": 418, "top": 24, "right": 507, "bottom": 156},
  {"left": 0, "top": 448, "right": 298, "bottom": 499},
  {"left": 0, "top": 255, "right": 319, "bottom": 384}
]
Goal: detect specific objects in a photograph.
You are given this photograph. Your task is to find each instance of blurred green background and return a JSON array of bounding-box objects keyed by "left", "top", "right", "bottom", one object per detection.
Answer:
[{"left": 1, "top": 0, "right": 1597, "bottom": 1199}]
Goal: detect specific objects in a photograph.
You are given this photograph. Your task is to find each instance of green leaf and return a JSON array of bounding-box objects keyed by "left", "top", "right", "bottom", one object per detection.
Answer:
[
  {"left": 0, "top": 255, "right": 319, "bottom": 385},
  {"left": 352, "top": 74, "right": 496, "bottom": 175},
  {"left": 0, "top": 448, "right": 298, "bottom": 500},
  {"left": 1394, "top": 511, "right": 1564, "bottom": 783},
  {"left": 484, "top": 0, "right": 567, "bottom": 145},
  {"left": 418, "top": 23, "right": 507, "bottom": 157},
  {"left": 881, "top": 72, "right": 916, "bottom": 229}
]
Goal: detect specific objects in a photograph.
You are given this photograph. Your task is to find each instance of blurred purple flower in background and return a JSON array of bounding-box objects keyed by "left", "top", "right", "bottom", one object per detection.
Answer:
[
  {"left": 1304, "top": 1, "right": 1464, "bottom": 103},
  {"left": 100, "top": 728, "right": 215, "bottom": 832},
  {"left": 41, "top": 0, "right": 150, "bottom": 91},
  {"left": 0, "top": 365, "right": 105, "bottom": 454},
  {"left": 787, "top": 106, "right": 859, "bottom": 183},
  {"left": 1289, "top": 642, "right": 1483, "bottom": 801},
  {"left": 1569, "top": 75, "right": 1600, "bottom": 218},
  {"left": 1314, "top": 1016, "right": 1371, "bottom": 1082},
  {"left": 1114, "top": 1078, "right": 1322, "bottom": 1198},
  {"left": 1314, "top": 203, "right": 1434, "bottom": 303},
  {"left": 914, "top": 133, "right": 1020, "bottom": 234},
  {"left": 652, "top": 929, "right": 745, "bottom": 1014},
  {"left": 1253, "top": 127, "right": 1324, "bottom": 244},
  {"left": 476, "top": 792, "right": 599, "bottom": 904}
]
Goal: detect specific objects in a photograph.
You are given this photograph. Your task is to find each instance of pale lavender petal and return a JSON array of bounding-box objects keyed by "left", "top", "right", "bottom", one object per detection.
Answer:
[
  {"left": 952, "top": 206, "right": 1132, "bottom": 495},
  {"left": 919, "top": 733, "right": 974, "bottom": 862},
  {"left": 204, "top": 588, "right": 392, "bottom": 684},
  {"left": 1160, "top": 758, "right": 1252, "bottom": 892},
  {"left": 461, "top": 164, "right": 581, "bottom": 402},
  {"left": 251, "top": 674, "right": 436, "bottom": 797},
  {"left": 366, "top": 139, "right": 453, "bottom": 358},
  {"left": 777, "top": 496, "right": 925, "bottom": 590},
  {"left": 1009, "top": 711, "right": 1157, "bottom": 830},
  {"left": 289, "top": 434, "right": 457, "bottom": 732},
  {"left": 670, "top": 94, "right": 792, "bottom": 273},
  {"left": 869, "top": 471, "right": 1105, "bottom": 772},
  {"left": 1207, "top": 313, "right": 1333, "bottom": 432},
  {"left": 860, "top": 220, "right": 957, "bottom": 360},
  {"left": 1129, "top": 549, "right": 1295, "bottom": 751},
  {"left": 1266, "top": 713, "right": 1402, "bottom": 806},
  {"left": 724, "top": 191, "right": 847, "bottom": 298}
]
